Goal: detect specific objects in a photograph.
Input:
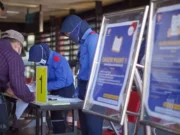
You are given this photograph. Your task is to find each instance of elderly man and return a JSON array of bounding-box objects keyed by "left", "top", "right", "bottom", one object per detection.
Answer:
[{"left": 0, "top": 30, "right": 35, "bottom": 103}]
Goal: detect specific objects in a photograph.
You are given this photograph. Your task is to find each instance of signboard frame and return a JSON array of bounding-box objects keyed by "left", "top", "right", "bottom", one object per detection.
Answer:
[
  {"left": 83, "top": 6, "right": 149, "bottom": 125},
  {"left": 140, "top": 0, "right": 180, "bottom": 134}
]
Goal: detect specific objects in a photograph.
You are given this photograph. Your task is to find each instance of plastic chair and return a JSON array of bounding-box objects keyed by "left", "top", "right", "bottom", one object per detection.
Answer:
[{"left": 127, "top": 90, "right": 140, "bottom": 123}]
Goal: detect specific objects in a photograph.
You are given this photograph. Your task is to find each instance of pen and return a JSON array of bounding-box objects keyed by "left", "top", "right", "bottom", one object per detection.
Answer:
[{"left": 48, "top": 98, "right": 57, "bottom": 101}]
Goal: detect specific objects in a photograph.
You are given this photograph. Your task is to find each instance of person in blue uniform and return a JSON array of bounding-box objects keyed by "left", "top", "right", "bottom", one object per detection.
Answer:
[
  {"left": 61, "top": 15, "right": 103, "bottom": 135},
  {"left": 28, "top": 43, "right": 74, "bottom": 134}
]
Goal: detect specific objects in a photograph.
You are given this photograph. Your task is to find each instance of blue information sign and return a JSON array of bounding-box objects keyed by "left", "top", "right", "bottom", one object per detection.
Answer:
[
  {"left": 146, "top": 4, "right": 180, "bottom": 123},
  {"left": 90, "top": 21, "right": 139, "bottom": 110}
]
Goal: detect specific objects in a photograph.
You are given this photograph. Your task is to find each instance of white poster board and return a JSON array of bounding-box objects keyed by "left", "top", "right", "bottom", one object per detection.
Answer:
[{"left": 141, "top": 0, "right": 180, "bottom": 134}]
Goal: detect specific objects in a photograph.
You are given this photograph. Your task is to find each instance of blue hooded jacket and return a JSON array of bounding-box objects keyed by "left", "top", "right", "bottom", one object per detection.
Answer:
[
  {"left": 28, "top": 44, "right": 74, "bottom": 90},
  {"left": 61, "top": 15, "right": 99, "bottom": 81}
]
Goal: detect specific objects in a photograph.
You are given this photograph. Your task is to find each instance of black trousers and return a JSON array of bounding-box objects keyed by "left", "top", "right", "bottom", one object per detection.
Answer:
[
  {"left": 78, "top": 80, "right": 103, "bottom": 135},
  {"left": 50, "top": 84, "right": 74, "bottom": 134}
]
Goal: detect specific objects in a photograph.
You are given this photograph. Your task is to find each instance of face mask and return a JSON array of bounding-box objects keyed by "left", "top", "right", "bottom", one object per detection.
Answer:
[
  {"left": 35, "top": 63, "right": 41, "bottom": 66},
  {"left": 14, "top": 48, "right": 21, "bottom": 55},
  {"left": 36, "top": 45, "right": 47, "bottom": 66},
  {"left": 69, "top": 22, "right": 82, "bottom": 44},
  {"left": 36, "top": 59, "right": 46, "bottom": 66},
  {"left": 13, "top": 43, "right": 22, "bottom": 55},
  {"left": 18, "top": 47, "right": 22, "bottom": 55}
]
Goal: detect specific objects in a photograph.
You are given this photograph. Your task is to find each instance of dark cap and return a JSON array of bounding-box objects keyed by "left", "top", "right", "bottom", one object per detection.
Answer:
[{"left": 28, "top": 44, "right": 50, "bottom": 62}]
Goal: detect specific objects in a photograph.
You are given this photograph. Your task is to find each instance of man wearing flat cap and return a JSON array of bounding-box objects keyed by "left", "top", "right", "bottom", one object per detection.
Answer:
[{"left": 0, "top": 30, "right": 35, "bottom": 103}]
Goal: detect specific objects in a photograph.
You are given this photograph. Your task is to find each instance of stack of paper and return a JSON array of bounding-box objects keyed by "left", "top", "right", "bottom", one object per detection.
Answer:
[
  {"left": 48, "top": 101, "right": 70, "bottom": 106},
  {"left": 26, "top": 83, "right": 36, "bottom": 92},
  {"left": 15, "top": 83, "right": 36, "bottom": 119},
  {"left": 48, "top": 95, "right": 82, "bottom": 103},
  {"left": 15, "top": 84, "right": 82, "bottom": 119},
  {"left": 15, "top": 100, "right": 29, "bottom": 119}
]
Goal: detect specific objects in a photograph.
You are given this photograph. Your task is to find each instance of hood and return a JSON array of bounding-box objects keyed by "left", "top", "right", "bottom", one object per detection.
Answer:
[{"left": 61, "top": 15, "right": 90, "bottom": 39}]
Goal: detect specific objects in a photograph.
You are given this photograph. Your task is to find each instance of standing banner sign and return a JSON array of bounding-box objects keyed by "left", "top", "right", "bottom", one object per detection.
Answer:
[
  {"left": 36, "top": 66, "right": 47, "bottom": 103},
  {"left": 89, "top": 21, "right": 139, "bottom": 110},
  {"left": 140, "top": 0, "right": 180, "bottom": 134},
  {"left": 83, "top": 6, "right": 149, "bottom": 125}
]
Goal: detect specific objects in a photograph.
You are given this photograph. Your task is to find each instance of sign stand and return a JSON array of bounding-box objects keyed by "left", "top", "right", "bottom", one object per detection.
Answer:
[
  {"left": 124, "top": 115, "right": 129, "bottom": 135},
  {"left": 108, "top": 66, "right": 144, "bottom": 135},
  {"left": 83, "top": 6, "right": 149, "bottom": 135},
  {"left": 127, "top": 67, "right": 144, "bottom": 135},
  {"left": 140, "top": 0, "right": 180, "bottom": 134},
  {"left": 145, "top": 125, "right": 152, "bottom": 135},
  {"left": 36, "top": 66, "right": 47, "bottom": 103},
  {"left": 132, "top": 68, "right": 143, "bottom": 135},
  {"left": 109, "top": 121, "right": 120, "bottom": 135}
]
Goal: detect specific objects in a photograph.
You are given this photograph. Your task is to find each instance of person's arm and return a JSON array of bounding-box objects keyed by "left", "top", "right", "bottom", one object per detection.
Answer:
[
  {"left": 6, "top": 87, "right": 15, "bottom": 96},
  {"left": 87, "top": 34, "right": 99, "bottom": 69},
  {"left": 8, "top": 56, "right": 35, "bottom": 103},
  {"left": 48, "top": 62, "right": 67, "bottom": 91}
]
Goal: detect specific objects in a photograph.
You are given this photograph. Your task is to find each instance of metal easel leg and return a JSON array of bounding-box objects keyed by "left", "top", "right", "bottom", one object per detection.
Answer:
[
  {"left": 145, "top": 125, "right": 152, "bottom": 135},
  {"left": 123, "top": 115, "right": 129, "bottom": 135},
  {"left": 109, "top": 121, "right": 119, "bottom": 135},
  {"left": 132, "top": 116, "right": 140, "bottom": 135},
  {"left": 133, "top": 68, "right": 143, "bottom": 135}
]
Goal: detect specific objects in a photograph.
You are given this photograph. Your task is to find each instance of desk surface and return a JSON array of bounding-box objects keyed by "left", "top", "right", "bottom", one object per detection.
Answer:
[
  {"left": 30, "top": 102, "right": 83, "bottom": 111},
  {"left": 4, "top": 93, "right": 83, "bottom": 111}
]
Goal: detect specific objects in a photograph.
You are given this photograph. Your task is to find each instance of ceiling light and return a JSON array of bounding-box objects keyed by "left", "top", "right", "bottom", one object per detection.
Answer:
[
  {"left": 6, "top": 10, "right": 20, "bottom": 14},
  {"left": 4, "top": 2, "right": 38, "bottom": 8}
]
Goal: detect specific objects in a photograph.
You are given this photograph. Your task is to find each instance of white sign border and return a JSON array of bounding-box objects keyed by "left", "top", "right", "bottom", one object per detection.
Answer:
[
  {"left": 145, "top": 3, "right": 180, "bottom": 124},
  {"left": 89, "top": 20, "right": 139, "bottom": 111}
]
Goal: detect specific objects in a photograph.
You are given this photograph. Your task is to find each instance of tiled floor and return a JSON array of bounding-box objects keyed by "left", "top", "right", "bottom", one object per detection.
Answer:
[
  {"left": 1, "top": 119, "right": 80, "bottom": 135},
  {"left": 5, "top": 127, "right": 79, "bottom": 135},
  {"left": 0, "top": 128, "right": 35, "bottom": 135}
]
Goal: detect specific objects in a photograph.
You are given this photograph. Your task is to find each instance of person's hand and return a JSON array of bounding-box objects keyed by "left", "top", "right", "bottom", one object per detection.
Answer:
[
  {"left": 28, "top": 81, "right": 36, "bottom": 88},
  {"left": 6, "top": 87, "right": 15, "bottom": 96},
  {"left": 6, "top": 88, "right": 18, "bottom": 99}
]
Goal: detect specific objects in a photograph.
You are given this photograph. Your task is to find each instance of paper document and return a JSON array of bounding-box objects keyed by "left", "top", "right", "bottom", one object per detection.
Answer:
[
  {"left": 112, "top": 36, "right": 123, "bottom": 53},
  {"left": 15, "top": 100, "right": 29, "bottom": 119},
  {"left": 48, "top": 101, "right": 70, "bottom": 106},
  {"left": 48, "top": 95, "right": 82, "bottom": 103},
  {"left": 171, "top": 14, "right": 180, "bottom": 36},
  {"left": 15, "top": 83, "right": 36, "bottom": 119},
  {"left": 26, "top": 83, "right": 36, "bottom": 92}
]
